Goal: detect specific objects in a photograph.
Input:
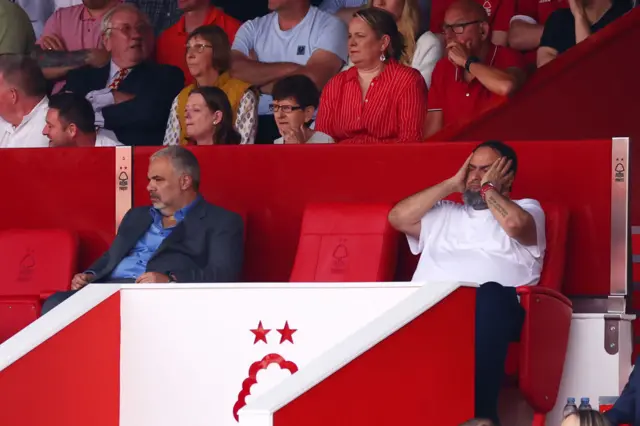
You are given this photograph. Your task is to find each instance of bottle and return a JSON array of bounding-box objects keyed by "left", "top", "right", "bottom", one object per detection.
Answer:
[
  {"left": 563, "top": 397, "right": 578, "bottom": 417},
  {"left": 579, "top": 397, "right": 592, "bottom": 410}
]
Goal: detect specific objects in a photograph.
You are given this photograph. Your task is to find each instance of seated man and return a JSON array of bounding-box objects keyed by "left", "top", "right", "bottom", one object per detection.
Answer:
[
  {"left": 536, "top": 0, "right": 631, "bottom": 67},
  {"left": 425, "top": 0, "right": 526, "bottom": 138},
  {"left": 42, "top": 145, "right": 245, "bottom": 315},
  {"left": 36, "top": 0, "right": 120, "bottom": 92},
  {"left": 272, "top": 75, "right": 333, "bottom": 144},
  {"left": 44, "top": 92, "right": 123, "bottom": 147},
  {"left": 230, "top": 0, "right": 347, "bottom": 143},
  {"left": 63, "top": 4, "right": 184, "bottom": 146},
  {"left": 389, "top": 140, "right": 546, "bottom": 423},
  {"left": 0, "top": 55, "right": 50, "bottom": 148}
]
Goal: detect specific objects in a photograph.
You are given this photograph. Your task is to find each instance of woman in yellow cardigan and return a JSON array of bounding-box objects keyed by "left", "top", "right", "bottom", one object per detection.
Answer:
[{"left": 163, "top": 25, "right": 258, "bottom": 145}]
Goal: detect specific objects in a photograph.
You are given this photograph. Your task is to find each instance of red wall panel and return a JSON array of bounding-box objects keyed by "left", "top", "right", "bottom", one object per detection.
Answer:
[
  {"left": 274, "top": 287, "right": 476, "bottom": 426},
  {"left": 0, "top": 293, "right": 121, "bottom": 426},
  {"left": 0, "top": 147, "right": 116, "bottom": 271},
  {"left": 133, "top": 141, "right": 612, "bottom": 296},
  {"left": 434, "top": 8, "right": 640, "bottom": 222}
]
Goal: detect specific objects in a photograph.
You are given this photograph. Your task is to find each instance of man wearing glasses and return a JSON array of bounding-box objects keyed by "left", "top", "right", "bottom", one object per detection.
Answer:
[
  {"left": 62, "top": 3, "right": 184, "bottom": 146},
  {"left": 424, "top": 0, "right": 526, "bottom": 138}
]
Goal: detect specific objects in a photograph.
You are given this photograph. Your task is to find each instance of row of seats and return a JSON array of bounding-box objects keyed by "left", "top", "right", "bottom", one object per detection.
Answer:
[{"left": 0, "top": 202, "right": 571, "bottom": 424}]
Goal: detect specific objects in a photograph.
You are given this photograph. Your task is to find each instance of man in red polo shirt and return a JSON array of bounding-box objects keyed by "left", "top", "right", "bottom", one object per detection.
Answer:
[
  {"left": 156, "top": 0, "right": 240, "bottom": 86},
  {"left": 425, "top": 0, "right": 526, "bottom": 138},
  {"left": 430, "top": 0, "right": 516, "bottom": 46}
]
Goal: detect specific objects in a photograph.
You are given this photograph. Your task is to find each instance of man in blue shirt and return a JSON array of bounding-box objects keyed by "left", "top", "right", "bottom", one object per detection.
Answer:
[{"left": 42, "top": 146, "right": 244, "bottom": 314}]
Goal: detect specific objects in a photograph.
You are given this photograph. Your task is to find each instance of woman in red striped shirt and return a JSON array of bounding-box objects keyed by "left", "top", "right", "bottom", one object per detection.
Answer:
[{"left": 315, "top": 7, "right": 428, "bottom": 144}]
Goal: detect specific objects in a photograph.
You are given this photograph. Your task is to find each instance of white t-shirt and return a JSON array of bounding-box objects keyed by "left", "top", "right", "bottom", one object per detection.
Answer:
[
  {"left": 408, "top": 199, "right": 546, "bottom": 287},
  {"left": 231, "top": 6, "right": 348, "bottom": 116},
  {"left": 95, "top": 129, "right": 123, "bottom": 146},
  {"left": 0, "top": 97, "right": 50, "bottom": 148},
  {"left": 274, "top": 130, "right": 334, "bottom": 144},
  {"left": 412, "top": 31, "right": 444, "bottom": 88}
]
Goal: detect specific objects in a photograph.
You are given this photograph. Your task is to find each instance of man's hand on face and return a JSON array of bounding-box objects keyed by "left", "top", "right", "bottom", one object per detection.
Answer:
[
  {"left": 71, "top": 272, "right": 94, "bottom": 290},
  {"left": 446, "top": 40, "right": 472, "bottom": 68},
  {"left": 135, "top": 272, "right": 170, "bottom": 284},
  {"left": 481, "top": 157, "right": 514, "bottom": 192},
  {"left": 447, "top": 153, "right": 473, "bottom": 193}
]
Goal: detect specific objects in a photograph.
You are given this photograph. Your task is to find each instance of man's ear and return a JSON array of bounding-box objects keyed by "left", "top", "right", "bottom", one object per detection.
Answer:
[{"left": 480, "top": 22, "right": 490, "bottom": 41}]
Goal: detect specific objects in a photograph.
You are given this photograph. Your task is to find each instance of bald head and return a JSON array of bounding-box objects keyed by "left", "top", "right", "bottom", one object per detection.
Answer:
[{"left": 446, "top": 0, "right": 488, "bottom": 21}]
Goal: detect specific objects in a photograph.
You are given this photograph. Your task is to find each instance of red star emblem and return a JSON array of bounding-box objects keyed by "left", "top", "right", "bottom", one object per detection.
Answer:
[
  {"left": 277, "top": 321, "right": 297, "bottom": 344},
  {"left": 250, "top": 321, "right": 271, "bottom": 344}
]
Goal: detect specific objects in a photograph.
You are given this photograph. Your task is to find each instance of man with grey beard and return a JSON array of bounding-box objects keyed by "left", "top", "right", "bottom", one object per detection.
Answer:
[{"left": 388, "top": 140, "right": 546, "bottom": 424}]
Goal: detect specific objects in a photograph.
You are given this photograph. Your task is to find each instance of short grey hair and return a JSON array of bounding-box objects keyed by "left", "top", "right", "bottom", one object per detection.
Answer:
[
  {"left": 101, "top": 3, "right": 151, "bottom": 39},
  {"left": 0, "top": 54, "right": 47, "bottom": 97},
  {"left": 151, "top": 146, "right": 201, "bottom": 191}
]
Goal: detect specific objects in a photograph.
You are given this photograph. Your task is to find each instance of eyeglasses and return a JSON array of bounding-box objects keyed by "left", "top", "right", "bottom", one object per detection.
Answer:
[
  {"left": 185, "top": 43, "right": 213, "bottom": 54},
  {"left": 106, "top": 23, "right": 152, "bottom": 37},
  {"left": 270, "top": 104, "right": 303, "bottom": 113},
  {"left": 442, "top": 20, "right": 483, "bottom": 35}
]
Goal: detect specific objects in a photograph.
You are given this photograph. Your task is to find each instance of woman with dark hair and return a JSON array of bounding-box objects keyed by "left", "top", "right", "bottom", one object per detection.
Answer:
[
  {"left": 562, "top": 410, "right": 611, "bottom": 426},
  {"left": 184, "top": 86, "right": 241, "bottom": 145},
  {"left": 164, "top": 24, "right": 257, "bottom": 146},
  {"left": 315, "top": 7, "right": 428, "bottom": 144}
]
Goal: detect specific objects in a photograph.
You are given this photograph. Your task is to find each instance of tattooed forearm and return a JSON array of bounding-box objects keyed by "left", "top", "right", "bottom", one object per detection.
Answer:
[
  {"left": 32, "top": 48, "right": 89, "bottom": 68},
  {"left": 487, "top": 195, "right": 509, "bottom": 218}
]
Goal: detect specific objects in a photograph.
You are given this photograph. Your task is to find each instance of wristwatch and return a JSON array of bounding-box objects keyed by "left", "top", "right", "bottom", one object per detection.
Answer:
[{"left": 465, "top": 56, "right": 480, "bottom": 73}]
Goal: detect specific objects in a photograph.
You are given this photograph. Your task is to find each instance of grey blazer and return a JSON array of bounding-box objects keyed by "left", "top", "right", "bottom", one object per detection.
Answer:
[{"left": 88, "top": 198, "right": 244, "bottom": 283}]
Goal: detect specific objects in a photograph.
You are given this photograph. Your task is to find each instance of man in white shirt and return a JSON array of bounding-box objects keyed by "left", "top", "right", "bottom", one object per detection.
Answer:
[
  {"left": 230, "top": 0, "right": 348, "bottom": 143},
  {"left": 388, "top": 140, "right": 546, "bottom": 424},
  {"left": 0, "top": 54, "right": 50, "bottom": 148},
  {"left": 44, "top": 92, "right": 122, "bottom": 147}
]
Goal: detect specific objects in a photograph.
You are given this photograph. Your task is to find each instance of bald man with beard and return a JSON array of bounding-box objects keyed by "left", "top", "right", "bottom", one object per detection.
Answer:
[{"left": 425, "top": 0, "right": 527, "bottom": 138}]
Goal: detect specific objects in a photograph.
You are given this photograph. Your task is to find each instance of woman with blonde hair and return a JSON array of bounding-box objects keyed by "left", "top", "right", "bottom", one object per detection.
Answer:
[{"left": 356, "top": 0, "right": 442, "bottom": 87}]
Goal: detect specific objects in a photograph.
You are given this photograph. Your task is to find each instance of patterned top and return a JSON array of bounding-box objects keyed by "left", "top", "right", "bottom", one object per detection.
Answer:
[{"left": 163, "top": 89, "right": 258, "bottom": 145}]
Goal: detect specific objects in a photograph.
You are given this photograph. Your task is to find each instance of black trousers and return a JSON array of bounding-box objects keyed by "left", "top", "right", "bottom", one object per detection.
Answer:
[
  {"left": 41, "top": 278, "right": 136, "bottom": 316},
  {"left": 475, "top": 281, "right": 525, "bottom": 424}
]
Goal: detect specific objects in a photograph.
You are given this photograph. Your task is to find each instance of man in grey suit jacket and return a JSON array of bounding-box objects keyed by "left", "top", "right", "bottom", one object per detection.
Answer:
[{"left": 42, "top": 146, "right": 244, "bottom": 315}]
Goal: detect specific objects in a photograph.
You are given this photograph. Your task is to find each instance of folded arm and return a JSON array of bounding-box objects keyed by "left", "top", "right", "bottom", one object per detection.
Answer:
[
  {"left": 103, "top": 66, "right": 185, "bottom": 130},
  {"left": 508, "top": 20, "right": 545, "bottom": 51},
  {"left": 468, "top": 62, "right": 525, "bottom": 97}
]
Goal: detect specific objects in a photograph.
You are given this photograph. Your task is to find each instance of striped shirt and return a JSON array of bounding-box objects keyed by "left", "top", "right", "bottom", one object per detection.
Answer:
[{"left": 315, "top": 60, "right": 428, "bottom": 144}]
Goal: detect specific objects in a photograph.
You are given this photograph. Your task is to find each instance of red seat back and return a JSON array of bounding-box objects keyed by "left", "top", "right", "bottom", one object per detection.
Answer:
[
  {"left": 537, "top": 202, "right": 570, "bottom": 292},
  {"left": 505, "top": 202, "right": 570, "bottom": 377},
  {"left": 0, "top": 229, "right": 77, "bottom": 343},
  {"left": 290, "top": 203, "right": 399, "bottom": 282}
]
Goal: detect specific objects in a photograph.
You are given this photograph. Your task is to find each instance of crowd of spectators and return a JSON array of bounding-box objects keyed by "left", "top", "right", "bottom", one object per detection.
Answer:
[{"left": 0, "top": 0, "right": 634, "bottom": 148}]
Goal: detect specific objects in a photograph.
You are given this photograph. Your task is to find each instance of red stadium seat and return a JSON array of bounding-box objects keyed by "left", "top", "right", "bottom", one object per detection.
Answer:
[
  {"left": 506, "top": 203, "right": 573, "bottom": 426},
  {"left": 290, "top": 203, "right": 399, "bottom": 282},
  {"left": 0, "top": 229, "right": 78, "bottom": 343}
]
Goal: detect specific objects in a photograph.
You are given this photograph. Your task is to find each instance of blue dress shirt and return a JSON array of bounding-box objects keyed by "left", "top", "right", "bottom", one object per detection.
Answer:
[{"left": 109, "top": 197, "right": 200, "bottom": 280}]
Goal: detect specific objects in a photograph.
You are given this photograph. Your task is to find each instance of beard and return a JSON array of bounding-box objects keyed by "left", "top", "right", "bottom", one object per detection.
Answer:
[{"left": 462, "top": 189, "right": 488, "bottom": 210}]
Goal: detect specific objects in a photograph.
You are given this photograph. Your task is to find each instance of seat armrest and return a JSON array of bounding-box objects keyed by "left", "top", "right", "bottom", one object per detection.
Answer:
[{"left": 517, "top": 286, "right": 572, "bottom": 308}]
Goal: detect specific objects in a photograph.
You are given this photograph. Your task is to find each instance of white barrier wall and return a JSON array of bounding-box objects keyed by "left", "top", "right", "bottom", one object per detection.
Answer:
[{"left": 118, "top": 282, "right": 454, "bottom": 426}]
